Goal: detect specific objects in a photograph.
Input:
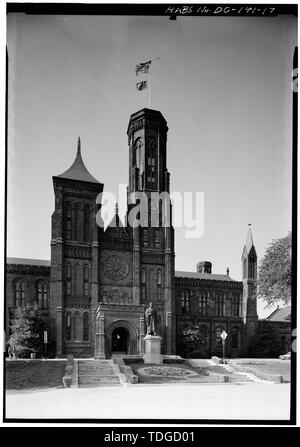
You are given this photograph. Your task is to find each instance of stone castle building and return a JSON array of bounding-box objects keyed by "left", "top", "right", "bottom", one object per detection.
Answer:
[{"left": 6, "top": 108, "right": 265, "bottom": 359}]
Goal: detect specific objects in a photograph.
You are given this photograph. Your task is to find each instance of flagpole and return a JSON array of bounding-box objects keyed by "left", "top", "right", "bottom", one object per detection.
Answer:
[{"left": 149, "top": 66, "right": 151, "bottom": 109}]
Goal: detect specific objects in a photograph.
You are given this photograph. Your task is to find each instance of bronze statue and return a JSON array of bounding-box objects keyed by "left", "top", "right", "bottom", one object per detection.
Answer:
[{"left": 145, "top": 302, "right": 157, "bottom": 335}]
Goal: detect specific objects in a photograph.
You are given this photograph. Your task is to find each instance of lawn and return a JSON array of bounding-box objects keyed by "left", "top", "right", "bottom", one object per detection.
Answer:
[
  {"left": 231, "top": 359, "right": 291, "bottom": 382},
  {"left": 6, "top": 360, "right": 66, "bottom": 390}
]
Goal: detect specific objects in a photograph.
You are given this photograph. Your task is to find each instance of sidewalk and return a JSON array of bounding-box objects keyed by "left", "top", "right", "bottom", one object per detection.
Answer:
[{"left": 5, "top": 382, "right": 291, "bottom": 421}]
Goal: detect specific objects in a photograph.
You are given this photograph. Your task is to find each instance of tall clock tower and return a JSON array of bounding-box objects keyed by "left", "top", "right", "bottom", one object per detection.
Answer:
[{"left": 127, "top": 109, "right": 175, "bottom": 353}]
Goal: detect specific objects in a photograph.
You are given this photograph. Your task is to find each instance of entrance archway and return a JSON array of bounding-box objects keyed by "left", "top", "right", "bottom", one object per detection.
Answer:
[
  {"left": 111, "top": 327, "right": 130, "bottom": 354},
  {"left": 107, "top": 320, "right": 139, "bottom": 357}
]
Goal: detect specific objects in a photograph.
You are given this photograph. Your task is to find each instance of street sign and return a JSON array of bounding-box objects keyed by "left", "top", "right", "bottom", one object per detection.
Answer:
[
  {"left": 44, "top": 331, "right": 48, "bottom": 344},
  {"left": 220, "top": 330, "right": 228, "bottom": 340}
]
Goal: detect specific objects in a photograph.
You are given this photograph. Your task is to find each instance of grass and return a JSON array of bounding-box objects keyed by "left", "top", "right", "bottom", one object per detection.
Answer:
[
  {"left": 6, "top": 360, "right": 67, "bottom": 390},
  {"left": 231, "top": 359, "right": 291, "bottom": 382}
]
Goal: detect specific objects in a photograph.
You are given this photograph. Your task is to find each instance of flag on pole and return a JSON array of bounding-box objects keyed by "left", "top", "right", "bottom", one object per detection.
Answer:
[
  {"left": 136, "top": 80, "right": 147, "bottom": 91},
  {"left": 135, "top": 60, "right": 151, "bottom": 75}
]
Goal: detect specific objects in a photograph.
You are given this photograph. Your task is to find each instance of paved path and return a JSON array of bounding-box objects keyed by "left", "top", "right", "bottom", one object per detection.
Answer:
[{"left": 5, "top": 382, "right": 290, "bottom": 421}]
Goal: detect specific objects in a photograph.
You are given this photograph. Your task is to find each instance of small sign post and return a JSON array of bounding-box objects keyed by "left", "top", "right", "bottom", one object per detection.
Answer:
[
  {"left": 220, "top": 330, "right": 228, "bottom": 364},
  {"left": 44, "top": 331, "right": 48, "bottom": 361}
]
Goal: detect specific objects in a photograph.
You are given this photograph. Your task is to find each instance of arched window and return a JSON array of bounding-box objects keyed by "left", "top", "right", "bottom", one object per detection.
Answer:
[
  {"left": 36, "top": 281, "right": 49, "bottom": 309},
  {"left": 75, "top": 263, "right": 82, "bottom": 297},
  {"left": 181, "top": 291, "right": 190, "bottom": 313},
  {"left": 21, "top": 281, "right": 27, "bottom": 307},
  {"left": 73, "top": 312, "right": 81, "bottom": 341},
  {"left": 198, "top": 292, "right": 207, "bottom": 316},
  {"left": 231, "top": 327, "right": 239, "bottom": 349},
  {"left": 157, "top": 270, "right": 162, "bottom": 285},
  {"left": 66, "top": 263, "right": 72, "bottom": 296},
  {"left": 66, "top": 312, "right": 71, "bottom": 341},
  {"left": 83, "top": 264, "right": 89, "bottom": 297},
  {"left": 83, "top": 206, "right": 90, "bottom": 242},
  {"left": 75, "top": 203, "right": 82, "bottom": 241},
  {"left": 216, "top": 294, "right": 224, "bottom": 316},
  {"left": 43, "top": 283, "right": 48, "bottom": 309},
  {"left": 37, "top": 281, "right": 43, "bottom": 308},
  {"left": 14, "top": 280, "right": 21, "bottom": 307},
  {"left": 231, "top": 295, "right": 240, "bottom": 317},
  {"left": 142, "top": 269, "right": 146, "bottom": 284},
  {"left": 134, "top": 137, "right": 142, "bottom": 167},
  {"left": 146, "top": 136, "right": 157, "bottom": 188},
  {"left": 157, "top": 270, "right": 162, "bottom": 300},
  {"left": 83, "top": 312, "right": 89, "bottom": 341},
  {"left": 141, "top": 286, "right": 146, "bottom": 303},
  {"left": 66, "top": 203, "right": 72, "bottom": 240}
]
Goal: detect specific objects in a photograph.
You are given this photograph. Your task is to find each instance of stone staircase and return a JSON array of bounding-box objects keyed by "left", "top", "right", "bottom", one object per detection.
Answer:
[{"left": 78, "top": 360, "right": 121, "bottom": 388}]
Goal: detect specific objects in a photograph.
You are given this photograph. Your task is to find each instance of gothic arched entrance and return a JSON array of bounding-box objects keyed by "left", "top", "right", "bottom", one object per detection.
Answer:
[
  {"left": 112, "top": 327, "right": 129, "bottom": 354},
  {"left": 107, "top": 319, "right": 139, "bottom": 357}
]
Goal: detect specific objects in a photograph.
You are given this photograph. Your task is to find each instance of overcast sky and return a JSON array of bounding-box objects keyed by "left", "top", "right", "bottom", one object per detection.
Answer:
[{"left": 6, "top": 13, "right": 296, "bottom": 317}]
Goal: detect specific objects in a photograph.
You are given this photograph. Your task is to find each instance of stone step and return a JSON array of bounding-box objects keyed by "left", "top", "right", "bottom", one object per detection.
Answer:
[
  {"left": 78, "top": 367, "right": 113, "bottom": 372},
  {"left": 78, "top": 381, "right": 120, "bottom": 384},
  {"left": 78, "top": 383, "right": 121, "bottom": 388},
  {"left": 78, "top": 375, "right": 115, "bottom": 378},
  {"left": 77, "top": 359, "right": 120, "bottom": 388},
  {"left": 79, "top": 380, "right": 120, "bottom": 384}
]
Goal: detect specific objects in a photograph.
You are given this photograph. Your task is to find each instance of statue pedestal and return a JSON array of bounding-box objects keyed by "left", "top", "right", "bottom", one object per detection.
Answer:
[{"left": 143, "top": 335, "right": 163, "bottom": 365}]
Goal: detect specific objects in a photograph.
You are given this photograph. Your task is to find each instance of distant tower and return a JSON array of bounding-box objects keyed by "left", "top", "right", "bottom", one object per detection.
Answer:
[{"left": 241, "top": 224, "right": 258, "bottom": 339}]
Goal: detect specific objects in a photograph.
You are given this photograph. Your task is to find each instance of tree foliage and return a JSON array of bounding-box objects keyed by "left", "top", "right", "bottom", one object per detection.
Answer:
[
  {"left": 8, "top": 304, "right": 47, "bottom": 358},
  {"left": 177, "top": 325, "right": 210, "bottom": 358},
  {"left": 245, "top": 323, "right": 284, "bottom": 358},
  {"left": 258, "top": 232, "right": 292, "bottom": 307}
]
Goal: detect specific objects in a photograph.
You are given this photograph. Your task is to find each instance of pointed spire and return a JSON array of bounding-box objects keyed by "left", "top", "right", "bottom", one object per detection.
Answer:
[
  {"left": 245, "top": 224, "right": 254, "bottom": 252},
  {"left": 226, "top": 267, "right": 230, "bottom": 276},
  {"left": 115, "top": 202, "right": 119, "bottom": 215},
  {"left": 242, "top": 223, "right": 257, "bottom": 258},
  {"left": 57, "top": 137, "right": 99, "bottom": 184},
  {"left": 77, "top": 136, "right": 81, "bottom": 156}
]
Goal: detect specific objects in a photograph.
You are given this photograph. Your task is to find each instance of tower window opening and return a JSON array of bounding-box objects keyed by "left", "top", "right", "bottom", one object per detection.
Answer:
[
  {"left": 83, "top": 264, "right": 89, "bottom": 297},
  {"left": 198, "top": 292, "right": 207, "bottom": 316},
  {"left": 66, "top": 312, "right": 71, "bottom": 341},
  {"left": 83, "top": 312, "right": 89, "bottom": 341},
  {"left": 216, "top": 294, "right": 224, "bottom": 316},
  {"left": 66, "top": 204, "right": 72, "bottom": 240},
  {"left": 231, "top": 295, "right": 240, "bottom": 317},
  {"left": 181, "top": 291, "right": 190, "bottom": 313},
  {"left": 66, "top": 263, "right": 72, "bottom": 296}
]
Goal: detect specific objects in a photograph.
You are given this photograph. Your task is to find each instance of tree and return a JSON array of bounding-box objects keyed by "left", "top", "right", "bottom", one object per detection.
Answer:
[
  {"left": 8, "top": 304, "right": 47, "bottom": 358},
  {"left": 177, "top": 325, "right": 210, "bottom": 358},
  {"left": 245, "top": 323, "right": 283, "bottom": 358},
  {"left": 258, "top": 232, "right": 292, "bottom": 307}
]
